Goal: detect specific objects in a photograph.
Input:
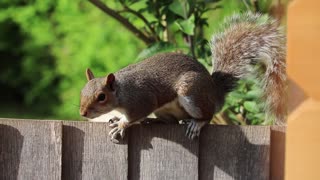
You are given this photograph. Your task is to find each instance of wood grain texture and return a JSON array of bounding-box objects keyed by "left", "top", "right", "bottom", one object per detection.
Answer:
[
  {"left": 199, "top": 125, "right": 270, "bottom": 180},
  {"left": 62, "top": 121, "right": 128, "bottom": 180},
  {"left": 128, "top": 124, "right": 199, "bottom": 180},
  {"left": 0, "top": 119, "right": 62, "bottom": 180}
]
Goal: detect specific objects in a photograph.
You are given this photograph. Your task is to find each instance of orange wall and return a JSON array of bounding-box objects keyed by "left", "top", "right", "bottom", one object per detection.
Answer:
[
  {"left": 287, "top": 0, "right": 320, "bottom": 100},
  {"left": 286, "top": 0, "right": 320, "bottom": 179}
]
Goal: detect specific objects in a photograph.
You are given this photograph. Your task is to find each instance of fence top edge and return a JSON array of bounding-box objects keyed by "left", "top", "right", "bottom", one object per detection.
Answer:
[{"left": 0, "top": 118, "right": 286, "bottom": 129}]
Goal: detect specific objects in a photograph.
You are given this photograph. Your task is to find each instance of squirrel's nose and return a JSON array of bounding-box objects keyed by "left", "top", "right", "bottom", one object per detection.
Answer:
[{"left": 80, "top": 110, "right": 87, "bottom": 117}]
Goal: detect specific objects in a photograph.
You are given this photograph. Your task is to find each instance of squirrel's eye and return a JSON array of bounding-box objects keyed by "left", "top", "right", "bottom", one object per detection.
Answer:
[{"left": 97, "top": 93, "right": 106, "bottom": 102}]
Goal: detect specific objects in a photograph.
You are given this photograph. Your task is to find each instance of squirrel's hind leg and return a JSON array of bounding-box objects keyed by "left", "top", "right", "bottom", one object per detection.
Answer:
[
  {"left": 186, "top": 120, "right": 207, "bottom": 139},
  {"left": 177, "top": 95, "right": 212, "bottom": 139},
  {"left": 176, "top": 74, "right": 214, "bottom": 139},
  {"left": 153, "top": 98, "right": 189, "bottom": 124}
]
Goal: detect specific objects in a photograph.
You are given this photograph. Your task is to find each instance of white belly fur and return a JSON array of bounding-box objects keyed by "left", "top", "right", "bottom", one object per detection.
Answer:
[
  {"left": 153, "top": 98, "right": 189, "bottom": 120},
  {"left": 89, "top": 98, "right": 191, "bottom": 122}
]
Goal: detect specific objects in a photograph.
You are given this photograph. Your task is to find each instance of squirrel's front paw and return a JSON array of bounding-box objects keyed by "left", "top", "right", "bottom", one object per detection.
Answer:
[{"left": 108, "top": 118, "right": 129, "bottom": 143}]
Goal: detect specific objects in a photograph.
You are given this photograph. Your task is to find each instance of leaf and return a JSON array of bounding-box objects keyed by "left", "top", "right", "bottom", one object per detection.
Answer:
[
  {"left": 169, "top": 0, "right": 189, "bottom": 18},
  {"left": 253, "top": 113, "right": 265, "bottom": 120},
  {"left": 251, "top": 118, "right": 262, "bottom": 125},
  {"left": 226, "top": 110, "right": 240, "bottom": 123},
  {"left": 257, "top": 0, "right": 272, "bottom": 13},
  {"left": 175, "top": 15, "right": 195, "bottom": 35},
  {"left": 165, "top": 10, "right": 178, "bottom": 25},
  {"left": 245, "top": 89, "right": 262, "bottom": 100},
  {"left": 243, "top": 101, "right": 259, "bottom": 113},
  {"left": 129, "top": 0, "right": 148, "bottom": 9}
]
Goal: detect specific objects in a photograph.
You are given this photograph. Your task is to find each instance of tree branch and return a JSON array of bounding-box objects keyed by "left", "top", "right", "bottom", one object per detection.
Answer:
[
  {"left": 188, "top": 35, "right": 195, "bottom": 58},
  {"left": 88, "top": 0, "right": 155, "bottom": 45},
  {"left": 119, "top": 0, "right": 160, "bottom": 41}
]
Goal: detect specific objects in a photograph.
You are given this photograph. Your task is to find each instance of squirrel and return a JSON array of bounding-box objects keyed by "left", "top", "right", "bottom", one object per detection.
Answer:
[{"left": 79, "top": 12, "right": 286, "bottom": 143}]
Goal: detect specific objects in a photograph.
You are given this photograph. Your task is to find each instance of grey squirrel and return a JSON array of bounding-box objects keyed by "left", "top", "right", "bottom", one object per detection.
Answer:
[{"left": 79, "top": 13, "right": 286, "bottom": 143}]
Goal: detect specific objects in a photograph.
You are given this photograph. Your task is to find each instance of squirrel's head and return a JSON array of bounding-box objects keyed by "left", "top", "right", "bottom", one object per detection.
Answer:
[{"left": 79, "top": 68, "right": 118, "bottom": 119}]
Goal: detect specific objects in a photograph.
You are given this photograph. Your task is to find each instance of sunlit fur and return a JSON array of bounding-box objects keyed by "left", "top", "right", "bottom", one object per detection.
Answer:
[
  {"left": 210, "top": 12, "right": 287, "bottom": 124},
  {"left": 80, "top": 77, "right": 118, "bottom": 119}
]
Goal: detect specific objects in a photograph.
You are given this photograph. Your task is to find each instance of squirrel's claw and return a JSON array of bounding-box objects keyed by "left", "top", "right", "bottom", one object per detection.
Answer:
[
  {"left": 108, "top": 126, "right": 126, "bottom": 138},
  {"left": 109, "top": 126, "right": 119, "bottom": 136},
  {"left": 185, "top": 120, "right": 207, "bottom": 139},
  {"left": 109, "top": 122, "right": 118, "bottom": 128},
  {"left": 109, "top": 127, "right": 125, "bottom": 143},
  {"left": 108, "top": 116, "right": 120, "bottom": 125}
]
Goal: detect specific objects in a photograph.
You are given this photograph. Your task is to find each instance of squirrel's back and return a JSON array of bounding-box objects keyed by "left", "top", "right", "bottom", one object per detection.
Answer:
[
  {"left": 211, "top": 13, "right": 287, "bottom": 124},
  {"left": 115, "top": 52, "right": 212, "bottom": 106}
]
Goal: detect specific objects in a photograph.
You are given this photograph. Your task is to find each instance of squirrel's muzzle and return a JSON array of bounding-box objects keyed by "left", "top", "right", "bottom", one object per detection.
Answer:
[{"left": 80, "top": 110, "right": 87, "bottom": 117}]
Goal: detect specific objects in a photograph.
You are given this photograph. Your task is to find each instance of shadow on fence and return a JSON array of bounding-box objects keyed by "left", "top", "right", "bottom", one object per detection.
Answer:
[
  {"left": 0, "top": 124, "right": 24, "bottom": 180},
  {"left": 62, "top": 126, "right": 85, "bottom": 180}
]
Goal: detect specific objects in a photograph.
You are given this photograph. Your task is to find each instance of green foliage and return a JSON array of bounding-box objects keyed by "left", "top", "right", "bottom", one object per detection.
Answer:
[
  {"left": 0, "top": 0, "right": 144, "bottom": 119},
  {"left": 242, "top": 0, "right": 273, "bottom": 13},
  {"left": 222, "top": 79, "right": 265, "bottom": 125},
  {"left": 110, "top": 0, "right": 223, "bottom": 61}
]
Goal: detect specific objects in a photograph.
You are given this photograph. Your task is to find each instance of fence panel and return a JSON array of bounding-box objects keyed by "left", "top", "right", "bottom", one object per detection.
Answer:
[
  {"left": 62, "top": 121, "right": 128, "bottom": 180},
  {"left": 199, "top": 126, "right": 270, "bottom": 180},
  {"left": 0, "top": 119, "right": 62, "bottom": 180},
  {"left": 128, "top": 124, "right": 199, "bottom": 180}
]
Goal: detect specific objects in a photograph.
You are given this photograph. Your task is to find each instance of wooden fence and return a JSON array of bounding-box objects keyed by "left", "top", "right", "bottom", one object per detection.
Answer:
[{"left": 0, "top": 118, "right": 285, "bottom": 180}]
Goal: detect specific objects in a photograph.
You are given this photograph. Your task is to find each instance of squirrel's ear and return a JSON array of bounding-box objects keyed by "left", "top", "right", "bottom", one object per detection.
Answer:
[
  {"left": 86, "top": 68, "right": 95, "bottom": 81},
  {"left": 106, "top": 73, "right": 115, "bottom": 91}
]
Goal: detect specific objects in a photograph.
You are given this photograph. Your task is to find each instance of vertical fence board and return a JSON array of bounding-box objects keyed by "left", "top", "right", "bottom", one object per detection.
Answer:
[
  {"left": 129, "top": 124, "right": 199, "bottom": 180},
  {"left": 0, "top": 119, "right": 62, "bottom": 180},
  {"left": 199, "top": 126, "right": 270, "bottom": 180},
  {"left": 62, "top": 121, "right": 128, "bottom": 180},
  {"left": 270, "top": 126, "right": 286, "bottom": 180}
]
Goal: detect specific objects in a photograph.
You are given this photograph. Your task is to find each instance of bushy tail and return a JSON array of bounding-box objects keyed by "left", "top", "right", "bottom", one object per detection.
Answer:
[{"left": 210, "top": 13, "right": 287, "bottom": 125}]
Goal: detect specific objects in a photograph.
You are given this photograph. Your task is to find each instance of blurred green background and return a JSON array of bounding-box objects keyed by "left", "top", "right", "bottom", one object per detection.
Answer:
[{"left": 0, "top": 0, "right": 289, "bottom": 124}]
